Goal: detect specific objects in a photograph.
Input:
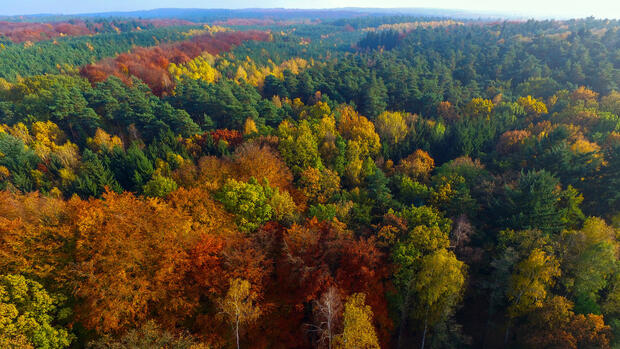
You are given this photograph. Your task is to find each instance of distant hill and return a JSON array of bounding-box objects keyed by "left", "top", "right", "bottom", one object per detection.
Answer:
[{"left": 0, "top": 7, "right": 523, "bottom": 23}]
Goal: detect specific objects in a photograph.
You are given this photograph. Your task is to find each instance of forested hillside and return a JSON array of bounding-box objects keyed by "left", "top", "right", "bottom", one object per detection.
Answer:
[{"left": 0, "top": 13, "right": 618, "bottom": 349}]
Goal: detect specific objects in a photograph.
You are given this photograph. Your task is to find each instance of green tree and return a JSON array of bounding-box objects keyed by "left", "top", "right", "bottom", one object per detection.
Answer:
[
  {"left": 142, "top": 174, "right": 178, "bottom": 198},
  {"left": 0, "top": 132, "right": 39, "bottom": 191},
  {"left": 0, "top": 274, "right": 73, "bottom": 349},
  {"left": 360, "top": 75, "right": 387, "bottom": 119},
  {"left": 109, "top": 143, "right": 154, "bottom": 192},
  {"left": 561, "top": 217, "right": 619, "bottom": 315},
  {"left": 277, "top": 120, "right": 322, "bottom": 176},
  {"left": 389, "top": 205, "right": 459, "bottom": 348},
  {"left": 216, "top": 177, "right": 296, "bottom": 232},
  {"left": 73, "top": 149, "right": 122, "bottom": 198},
  {"left": 499, "top": 170, "right": 580, "bottom": 234},
  {"left": 216, "top": 178, "right": 273, "bottom": 232}
]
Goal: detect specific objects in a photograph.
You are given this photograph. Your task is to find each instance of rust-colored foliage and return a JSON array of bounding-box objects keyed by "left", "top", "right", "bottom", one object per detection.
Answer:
[
  {"left": 68, "top": 190, "right": 198, "bottom": 334},
  {"left": 168, "top": 187, "right": 271, "bottom": 346},
  {"left": 187, "top": 234, "right": 228, "bottom": 298},
  {"left": 0, "top": 21, "right": 90, "bottom": 42},
  {"left": 0, "top": 19, "right": 195, "bottom": 43},
  {"left": 244, "top": 219, "right": 393, "bottom": 348},
  {"left": 80, "top": 31, "right": 271, "bottom": 96},
  {"left": 569, "top": 314, "right": 612, "bottom": 349},
  {"left": 233, "top": 141, "right": 294, "bottom": 192},
  {"left": 0, "top": 191, "right": 73, "bottom": 287},
  {"left": 168, "top": 186, "right": 237, "bottom": 235},
  {"left": 437, "top": 101, "right": 458, "bottom": 122},
  {"left": 211, "top": 129, "right": 244, "bottom": 146},
  {"left": 496, "top": 130, "right": 532, "bottom": 154},
  {"left": 0, "top": 188, "right": 239, "bottom": 338},
  {"left": 523, "top": 296, "right": 612, "bottom": 349}
]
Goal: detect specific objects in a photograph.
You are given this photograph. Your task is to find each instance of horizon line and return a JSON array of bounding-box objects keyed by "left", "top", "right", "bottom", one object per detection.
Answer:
[{"left": 0, "top": 7, "right": 615, "bottom": 20}]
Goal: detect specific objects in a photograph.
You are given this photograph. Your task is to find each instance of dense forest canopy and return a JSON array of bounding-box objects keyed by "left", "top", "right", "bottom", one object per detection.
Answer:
[{"left": 0, "top": 11, "right": 618, "bottom": 349}]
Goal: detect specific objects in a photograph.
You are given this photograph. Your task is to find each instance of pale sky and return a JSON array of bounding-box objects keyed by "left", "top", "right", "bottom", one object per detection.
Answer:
[{"left": 1, "top": 0, "right": 619, "bottom": 19}]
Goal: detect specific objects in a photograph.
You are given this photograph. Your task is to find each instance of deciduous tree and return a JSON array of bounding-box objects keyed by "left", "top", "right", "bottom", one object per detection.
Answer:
[
  {"left": 219, "top": 278, "right": 261, "bottom": 349},
  {"left": 336, "top": 293, "right": 380, "bottom": 349},
  {"left": 0, "top": 274, "right": 73, "bottom": 349}
]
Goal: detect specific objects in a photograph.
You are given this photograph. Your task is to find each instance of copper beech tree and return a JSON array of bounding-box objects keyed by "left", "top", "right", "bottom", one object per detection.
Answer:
[{"left": 69, "top": 191, "right": 199, "bottom": 333}]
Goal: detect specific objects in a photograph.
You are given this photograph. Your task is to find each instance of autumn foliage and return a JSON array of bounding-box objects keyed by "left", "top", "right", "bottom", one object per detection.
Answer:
[
  {"left": 0, "top": 21, "right": 91, "bottom": 43},
  {"left": 80, "top": 30, "right": 271, "bottom": 95},
  {"left": 0, "top": 13, "right": 619, "bottom": 349},
  {"left": 0, "top": 19, "right": 195, "bottom": 43}
]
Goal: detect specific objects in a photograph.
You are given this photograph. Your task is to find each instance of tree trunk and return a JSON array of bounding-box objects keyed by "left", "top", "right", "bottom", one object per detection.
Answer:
[
  {"left": 236, "top": 316, "right": 240, "bottom": 349},
  {"left": 328, "top": 319, "right": 332, "bottom": 349},
  {"left": 420, "top": 304, "right": 429, "bottom": 349}
]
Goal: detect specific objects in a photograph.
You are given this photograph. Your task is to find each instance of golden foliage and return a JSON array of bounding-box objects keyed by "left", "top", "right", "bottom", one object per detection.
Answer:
[
  {"left": 375, "top": 111, "right": 409, "bottom": 145},
  {"left": 243, "top": 118, "right": 258, "bottom": 136},
  {"left": 69, "top": 191, "right": 197, "bottom": 333},
  {"left": 517, "top": 95, "right": 548, "bottom": 116},
  {"left": 87, "top": 128, "right": 123, "bottom": 152},
  {"left": 233, "top": 141, "right": 293, "bottom": 192},
  {"left": 396, "top": 149, "right": 435, "bottom": 182},
  {"left": 219, "top": 278, "right": 261, "bottom": 348},
  {"left": 299, "top": 167, "right": 341, "bottom": 204},
  {"left": 464, "top": 97, "right": 494, "bottom": 118},
  {"left": 337, "top": 105, "right": 381, "bottom": 157},
  {"left": 0, "top": 191, "right": 71, "bottom": 284},
  {"left": 571, "top": 86, "right": 599, "bottom": 105},
  {"left": 169, "top": 54, "right": 219, "bottom": 83},
  {"left": 335, "top": 293, "right": 380, "bottom": 349},
  {"left": 508, "top": 249, "right": 561, "bottom": 318}
]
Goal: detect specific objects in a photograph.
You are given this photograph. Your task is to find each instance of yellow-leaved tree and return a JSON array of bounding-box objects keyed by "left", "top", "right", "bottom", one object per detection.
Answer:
[
  {"left": 463, "top": 97, "right": 494, "bottom": 118},
  {"left": 375, "top": 111, "right": 409, "bottom": 145},
  {"left": 413, "top": 249, "right": 466, "bottom": 349},
  {"left": 508, "top": 248, "right": 561, "bottom": 317},
  {"left": 219, "top": 278, "right": 261, "bottom": 349},
  {"left": 335, "top": 293, "right": 380, "bottom": 349},
  {"left": 505, "top": 248, "right": 560, "bottom": 343},
  {"left": 243, "top": 118, "right": 258, "bottom": 135},
  {"left": 516, "top": 95, "right": 548, "bottom": 117},
  {"left": 169, "top": 54, "right": 219, "bottom": 83},
  {"left": 337, "top": 105, "right": 381, "bottom": 157},
  {"left": 396, "top": 149, "right": 435, "bottom": 182}
]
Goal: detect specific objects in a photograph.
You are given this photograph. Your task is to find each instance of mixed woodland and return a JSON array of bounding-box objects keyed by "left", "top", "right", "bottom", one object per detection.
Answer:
[{"left": 0, "top": 12, "right": 619, "bottom": 349}]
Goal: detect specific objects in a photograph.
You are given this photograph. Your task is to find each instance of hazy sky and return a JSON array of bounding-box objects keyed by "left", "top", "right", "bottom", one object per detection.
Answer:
[{"left": 2, "top": 0, "right": 620, "bottom": 19}]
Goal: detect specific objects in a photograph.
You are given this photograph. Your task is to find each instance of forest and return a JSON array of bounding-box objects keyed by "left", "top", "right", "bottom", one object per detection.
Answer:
[{"left": 0, "top": 10, "right": 618, "bottom": 349}]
